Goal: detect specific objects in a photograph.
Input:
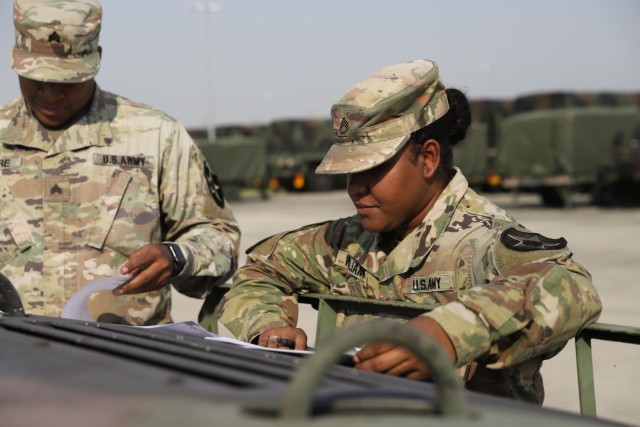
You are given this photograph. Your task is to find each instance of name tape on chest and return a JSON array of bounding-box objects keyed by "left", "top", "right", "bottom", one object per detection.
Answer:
[
  {"left": 404, "top": 275, "right": 454, "bottom": 294},
  {"left": 0, "top": 157, "right": 21, "bottom": 169},
  {"left": 93, "top": 154, "right": 153, "bottom": 168},
  {"left": 335, "top": 251, "right": 366, "bottom": 280}
]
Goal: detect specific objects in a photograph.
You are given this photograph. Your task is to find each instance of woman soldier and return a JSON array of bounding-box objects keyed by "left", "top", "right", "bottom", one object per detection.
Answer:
[{"left": 217, "top": 59, "right": 601, "bottom": 403}]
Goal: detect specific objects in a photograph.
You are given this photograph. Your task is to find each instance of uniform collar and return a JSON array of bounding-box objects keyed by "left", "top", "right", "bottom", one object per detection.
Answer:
[
  {"left": 0, "top": 85, "right": 114, "bottom": 155},
  {"left": 346, "top": 168, "right": 469, "bottom": 281}
]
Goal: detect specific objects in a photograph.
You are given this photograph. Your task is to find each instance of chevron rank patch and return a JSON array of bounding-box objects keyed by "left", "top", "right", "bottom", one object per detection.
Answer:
[{"left": 501, "top": 227, "right": 567, "bottom": 252}]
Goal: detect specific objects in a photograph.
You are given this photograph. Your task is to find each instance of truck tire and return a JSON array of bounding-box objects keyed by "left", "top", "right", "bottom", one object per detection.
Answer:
[
  {"left": 539, "top": 186, "right": 571, "bottom": 208},
  {"left": 305, "top": 173, "right": 334, "bottom": 192}
]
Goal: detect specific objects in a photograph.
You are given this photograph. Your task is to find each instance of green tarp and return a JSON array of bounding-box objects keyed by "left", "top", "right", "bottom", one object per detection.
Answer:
[
  {"left": 496, "top": 106, "right": 640, "bottom": 188},
  {"left": 196, "top": 136, "right": 267, "bottom": 186},
  {"left": 453, "top": 122, "right": 489, "bottom": 187}
]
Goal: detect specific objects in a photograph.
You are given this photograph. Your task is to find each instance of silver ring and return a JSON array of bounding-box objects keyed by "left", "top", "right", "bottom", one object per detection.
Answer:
[{"left": 269, "top": 335, "right": 280, "bottom": 341}]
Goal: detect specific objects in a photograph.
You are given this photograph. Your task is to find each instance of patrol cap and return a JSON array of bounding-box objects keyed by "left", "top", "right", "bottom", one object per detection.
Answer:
[
  {"left": 11, "top": 0, "right": 102, "bottom": 83},
  {"left": 316, "top": 59, "right": 449, "bottom": 175}
]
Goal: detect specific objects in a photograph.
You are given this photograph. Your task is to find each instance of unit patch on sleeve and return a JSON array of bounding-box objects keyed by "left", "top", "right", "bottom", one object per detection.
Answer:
[
  {"left": 404, "top": 275, "right": 454, "bottom": 294},
  {"left": 203, "top": 162, "right": 225, "bottom": 209},
  {"left": 501, "top": 227, "right": 567, "bottom": 252}
]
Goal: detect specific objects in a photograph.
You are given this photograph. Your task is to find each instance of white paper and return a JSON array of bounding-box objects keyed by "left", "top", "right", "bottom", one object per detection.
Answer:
[{"left": 61, "top": 276, "right": 130, "bottom": 321}]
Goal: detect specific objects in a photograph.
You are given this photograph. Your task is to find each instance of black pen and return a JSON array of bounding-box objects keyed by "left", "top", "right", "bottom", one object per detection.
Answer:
[{"left": 275, "top": 337, "right": 295, "bottom": 349}]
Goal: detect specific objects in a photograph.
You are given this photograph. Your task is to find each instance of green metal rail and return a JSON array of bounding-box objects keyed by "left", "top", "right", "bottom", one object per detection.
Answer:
[
  {"left": 198, "top": 287, "right": 640, "bottom": 418},
  {"left": 573, "top": 322, "right": 640, "bottom": 417}
]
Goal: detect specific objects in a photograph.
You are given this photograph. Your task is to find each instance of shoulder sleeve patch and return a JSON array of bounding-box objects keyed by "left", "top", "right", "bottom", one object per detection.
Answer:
[
  {"left": 500, "top": 227, "right": 567, "bottom": 252},
  {"left": 493, "top": 226, "right": 571, "bottom": 274},
  {"left": 203, "top": 161, "right": 225, "bottom": 209}
]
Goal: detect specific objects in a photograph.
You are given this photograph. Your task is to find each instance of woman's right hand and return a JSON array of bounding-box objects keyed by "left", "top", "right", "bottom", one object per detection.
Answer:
[{"left": 258, "top": 327, "right": 308, "bottom": 350}]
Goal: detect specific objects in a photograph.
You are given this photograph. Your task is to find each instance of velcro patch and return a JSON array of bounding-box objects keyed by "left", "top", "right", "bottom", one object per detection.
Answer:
[
  {"left": 44, "top": 176, "right": 70, "bottom": 202},
  {"left": 501, "top": 227, "right": 567, "bottom": 252},
  {"left": 404, "top": 275, "right": 454, "bottom": 294},
  {"left": 203, "top": 162, "right": 225, "bottom": 209}
]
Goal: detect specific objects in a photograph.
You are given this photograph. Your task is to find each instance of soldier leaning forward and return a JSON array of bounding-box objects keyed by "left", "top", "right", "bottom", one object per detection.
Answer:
[{"left": 218, "top": 59, "right": 601, "bottom": 403}]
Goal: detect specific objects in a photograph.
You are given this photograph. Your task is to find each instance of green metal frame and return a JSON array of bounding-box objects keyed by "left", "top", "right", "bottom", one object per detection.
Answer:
[
  {"left": 573, "top": 322, "right": 640, "bottom": 417},
  {"left": 198, "top": 288, "right": 640, "bottom": 418},
  {"left": 298, "top": 293, "right": 437, "bottom": 347}
]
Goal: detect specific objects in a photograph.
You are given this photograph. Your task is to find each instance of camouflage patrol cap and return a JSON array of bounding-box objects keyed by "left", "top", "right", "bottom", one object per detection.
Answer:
[
  {"left": 11, "top": 0, "right": 102, "bottom": 83},
  {"left": 316, "top": 59, "right": 449, "bottom": 175}
]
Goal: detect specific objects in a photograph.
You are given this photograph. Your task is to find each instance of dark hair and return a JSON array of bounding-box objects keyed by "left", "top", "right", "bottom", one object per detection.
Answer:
[{"left": 408, "top": 88, "right": 471, "bottom": 182}]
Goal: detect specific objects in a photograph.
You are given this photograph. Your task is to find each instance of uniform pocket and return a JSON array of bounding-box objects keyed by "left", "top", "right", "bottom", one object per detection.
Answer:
[
  {"left": 0, "top": 175, "right": 35, "bottom": 266},
  {"left": 85, "top": 169, "right": 159, "bottom": 256}
]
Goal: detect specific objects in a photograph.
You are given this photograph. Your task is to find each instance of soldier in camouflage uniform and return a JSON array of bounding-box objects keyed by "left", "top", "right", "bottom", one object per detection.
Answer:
[
  {"left": 218, "top": 59, "right": 601, "bottom": 403},
  {"left": 0, "top": 0, "right": 240, "bottom": 325}
]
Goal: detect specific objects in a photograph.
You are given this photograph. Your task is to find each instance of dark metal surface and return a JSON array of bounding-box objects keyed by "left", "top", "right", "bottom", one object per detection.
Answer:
[
  {"left": 0, "top": 313, "right": 629, "bottom": 427},
  {"left": 0, "top": 273, "right": 25, "bottom": 316}
]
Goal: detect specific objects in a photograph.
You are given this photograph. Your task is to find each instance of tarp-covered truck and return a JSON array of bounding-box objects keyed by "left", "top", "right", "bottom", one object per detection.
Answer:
[
  {"left": 196, "top": 135, "right": 268, "bottom": 200},
  {"left": 495, "top": 106, "right": 640, "bottom": 207},
  {"left": 453, "top": 99, "right": 512, "bottom": 192},
  {"left": 264, "top": 118, "right": 341, "bottom": 192},
  {"left": 195, "top": 119, "right": 343, "bottom": 194}
]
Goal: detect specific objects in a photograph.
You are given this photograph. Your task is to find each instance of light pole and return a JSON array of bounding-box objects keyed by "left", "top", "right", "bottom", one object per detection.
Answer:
[
  {"left": 479, "top": 62, "right": 493, "bottom": 97},
  {"left": 189, "top": 2, "right": 221, "bottom": 141}
]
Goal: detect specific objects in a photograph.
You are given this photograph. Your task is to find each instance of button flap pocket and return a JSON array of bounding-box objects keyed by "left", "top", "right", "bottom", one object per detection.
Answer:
[
  {"left": 86, "top": 170, "right": 132, "bottom": 250},
  {"left": 0, "top": 175, "right": 35, "bottom": 253}
]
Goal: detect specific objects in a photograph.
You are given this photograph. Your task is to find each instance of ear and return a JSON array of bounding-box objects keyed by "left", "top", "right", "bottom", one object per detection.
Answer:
[{"left": 420, "top": 139, "right": 441, "bottom": 179}]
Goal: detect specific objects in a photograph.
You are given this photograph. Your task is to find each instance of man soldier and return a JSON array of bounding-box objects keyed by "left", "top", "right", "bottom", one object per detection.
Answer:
[{"left": 0, "top": 0, "right": 240, "bottom": 324}]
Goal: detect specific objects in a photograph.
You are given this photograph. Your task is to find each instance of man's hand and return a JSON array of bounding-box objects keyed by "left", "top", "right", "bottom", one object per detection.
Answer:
[
  {"left": 258, "top": 327, "right": 308, "bottom": 350},
  {"left": 113, "top": 244, "right": 175, "bottom": 296},
  {"left": 353, "top": 317, "right": 457, "bottom": 380}
]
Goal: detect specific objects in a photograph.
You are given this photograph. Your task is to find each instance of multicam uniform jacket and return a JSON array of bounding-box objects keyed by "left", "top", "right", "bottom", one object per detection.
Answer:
[
  {"left": 0, "top": 86, "right": 240, "bottom": 325},
  {"left": 219, "top": 169, "right": 601, "bottom": 402}
]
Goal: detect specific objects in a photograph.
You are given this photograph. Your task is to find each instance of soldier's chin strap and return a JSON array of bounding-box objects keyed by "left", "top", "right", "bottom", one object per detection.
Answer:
[{"left": 0, "top": 273, "right": 25, "bottom": 316}]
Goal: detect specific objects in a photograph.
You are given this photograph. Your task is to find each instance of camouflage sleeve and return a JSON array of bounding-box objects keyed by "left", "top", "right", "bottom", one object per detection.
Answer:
[
  {"left": 218, "top": 221, "right": 335, "bottom": 342},
  {"left": 159, "top": 121, "right": 240, "bottom": 298},
  {"left": 425, "top": 225, "right": 602, "bottom": 369}
]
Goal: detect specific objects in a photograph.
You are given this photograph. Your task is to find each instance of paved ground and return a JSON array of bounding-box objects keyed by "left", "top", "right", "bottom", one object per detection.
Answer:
[{"left": 172, "top": 189, "right": 640, "bottom": 426}]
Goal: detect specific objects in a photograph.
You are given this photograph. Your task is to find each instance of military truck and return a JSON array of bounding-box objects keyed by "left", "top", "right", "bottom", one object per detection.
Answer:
[
  {"left": 263, "top": 118, "right": 343, "bottom": 192},
  {"left": 192, "top": 119, "right": 344, "bottom": 194},
  {"left": 189, "top": 91, "right": 640, "bottom": 204},
  {"left": 195, "top": 135, "right": 268, "bottom": 200},
  {"left": 453, "top": 99, "right": 512, "bottom": 192},
  {"left": 494, "top": 92, "right": 640, "bottom": 207},
  {"left": 1, "top": 273, "right": 637, "bottom": 426}
]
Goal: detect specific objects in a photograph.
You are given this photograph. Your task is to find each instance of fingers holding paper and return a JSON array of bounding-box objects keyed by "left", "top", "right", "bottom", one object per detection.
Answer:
[{"left": 113, "top": 244, "right": 174, "bottom": 296}]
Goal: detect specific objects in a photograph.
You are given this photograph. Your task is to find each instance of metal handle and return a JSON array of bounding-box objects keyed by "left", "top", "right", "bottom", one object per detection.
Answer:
[{"left": 280, "top": 320, "right": 467, "bottom": 420}]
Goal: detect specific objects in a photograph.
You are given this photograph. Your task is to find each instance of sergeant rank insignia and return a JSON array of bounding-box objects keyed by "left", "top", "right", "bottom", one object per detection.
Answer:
[
  {"left": 48, "top": 31, "right": 61, "bottom": 43},
  {"left": 338, "top": 117, "right": 349, "bottom": 135},
  {"left": 501, "top": 227, "right": 567, "bottom": 252}
]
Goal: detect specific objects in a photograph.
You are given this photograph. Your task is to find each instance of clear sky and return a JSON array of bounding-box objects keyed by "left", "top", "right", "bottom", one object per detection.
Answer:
[{"left": 1, "top": 0, "right": 639, "bottom": 130}]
